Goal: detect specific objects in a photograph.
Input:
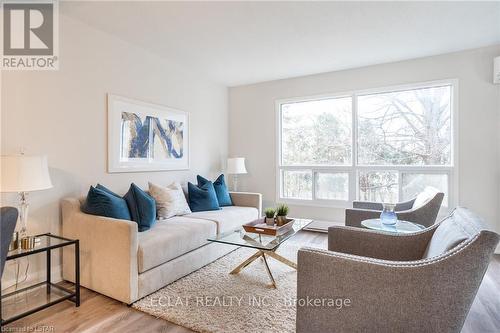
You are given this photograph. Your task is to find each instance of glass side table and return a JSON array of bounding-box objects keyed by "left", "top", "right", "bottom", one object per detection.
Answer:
[
  {"left": 361, "top": 218, "right": 425, "bottom": 234},
  {"left": 0, "top": 233, "right": 80, "bottom": 326}
]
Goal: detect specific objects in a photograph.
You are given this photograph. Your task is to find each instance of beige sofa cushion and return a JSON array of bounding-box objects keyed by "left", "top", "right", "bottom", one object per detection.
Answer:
[
  {"left": 185, "top": 206, "right": 259, "bottom": 234},
  {"left": 137, "top": 217, "right": 216, "bottom": 273}
]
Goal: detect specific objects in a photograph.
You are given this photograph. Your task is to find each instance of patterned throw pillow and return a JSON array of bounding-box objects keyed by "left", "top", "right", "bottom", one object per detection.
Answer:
[{"left": 148, "top": 182, "right": 191, "bottom": 219}]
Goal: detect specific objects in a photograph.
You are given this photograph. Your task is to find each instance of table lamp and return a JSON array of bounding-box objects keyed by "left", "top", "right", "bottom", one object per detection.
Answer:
[
  {"left": 0, "top": 154, "right": 53, "bottom": 245},
  {"left": 226, "top": 157, "right": 247, "bottom": 191}
]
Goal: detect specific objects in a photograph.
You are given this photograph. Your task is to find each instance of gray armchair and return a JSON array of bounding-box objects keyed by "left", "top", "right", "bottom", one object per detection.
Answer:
[
  {"left": 297, "top": 207, "right": 499, "bottom": 333},
  {"left": 1, "top": 207, "right": 18, "bottom": 277},
  {"left": 345, "top": 187, "right": 444, "bottom": 228}
]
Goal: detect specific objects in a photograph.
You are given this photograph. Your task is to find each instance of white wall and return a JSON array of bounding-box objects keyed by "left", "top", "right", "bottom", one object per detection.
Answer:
[
  {"left": 1, "top": 14, "right": 228, "bottom": 287},
  {"left": 229, "top": 45, "right": 500, "bottom": 249}
]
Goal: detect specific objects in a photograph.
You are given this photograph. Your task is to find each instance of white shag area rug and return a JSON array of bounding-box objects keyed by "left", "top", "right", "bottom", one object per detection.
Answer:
[{"left": 133, "top": 244, "right": 300, "bottom": 333}]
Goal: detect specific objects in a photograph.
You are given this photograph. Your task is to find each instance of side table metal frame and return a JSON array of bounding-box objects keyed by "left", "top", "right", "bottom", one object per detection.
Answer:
[{"left": 0, "top": 233, "right": 80, "bottom": 326}]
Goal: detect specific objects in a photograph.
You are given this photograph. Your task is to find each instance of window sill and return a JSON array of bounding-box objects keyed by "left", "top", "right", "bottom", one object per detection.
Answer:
[{"left": 277, "top": 198, "right": 351, "bottom": 209}]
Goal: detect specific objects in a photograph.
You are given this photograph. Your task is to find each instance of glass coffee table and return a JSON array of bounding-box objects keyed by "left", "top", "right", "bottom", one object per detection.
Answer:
[
  {"left": 361, "top": 218, "right": 425, "bottom": 234},
  {"left": 208, "top": 219, "right": 312, "bottom": 288}
]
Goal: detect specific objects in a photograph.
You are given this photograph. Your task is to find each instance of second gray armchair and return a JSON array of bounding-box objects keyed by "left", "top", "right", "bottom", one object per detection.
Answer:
[
  {"left": 345, "top": 187, "right": 444, "bottom": 228},
  {"left": 297, "top": 207, "right": 499, "bottom": 333}
]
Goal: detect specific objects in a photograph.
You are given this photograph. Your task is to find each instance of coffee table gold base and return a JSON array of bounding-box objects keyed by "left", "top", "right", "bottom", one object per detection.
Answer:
[{"left": 229, "top": 248, "right": 296, "bottom": 288}]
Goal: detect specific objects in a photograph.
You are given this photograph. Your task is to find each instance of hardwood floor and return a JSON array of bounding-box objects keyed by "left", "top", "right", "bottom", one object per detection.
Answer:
[{"left": 3, "top": 231, "right": 499, "bottom": 333}]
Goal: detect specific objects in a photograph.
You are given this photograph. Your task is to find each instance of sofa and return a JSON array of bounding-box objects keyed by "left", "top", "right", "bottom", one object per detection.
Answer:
[{"left": 61, "top": 191, "right": 262, "bottom": 304}]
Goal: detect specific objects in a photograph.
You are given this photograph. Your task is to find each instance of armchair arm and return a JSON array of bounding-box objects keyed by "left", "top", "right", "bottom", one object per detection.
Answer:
[
  {"left": 345, "top": 208, "right": 380, "bottom": 227},
  {"left": 328, "top": 225, "right": 435, "bottom": 260},
  {"left": 352, "top": 199, "right": 415, "bottom": 212},
  {"left": 395, "top": 198, "right": 415, "bottom": 211},
  {"left": 352, "top": 201, "right": 383, "bottom": 210},
  {"left": 296, "top": 241, "right": 487, "bottom": 333},
  {"left": 61, "top": 198, "right": 139, "bottom": 304},
  {"left": 397, "top": 193, "right": 444, "bottom": 227},
  {"left": 229, "top": 191, "right": 262, "bottom": 216}
]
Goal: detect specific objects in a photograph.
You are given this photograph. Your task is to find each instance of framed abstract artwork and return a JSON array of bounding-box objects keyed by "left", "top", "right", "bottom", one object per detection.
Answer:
[{"left": 107, "top": 94, "right": 189, "bottom": 172}]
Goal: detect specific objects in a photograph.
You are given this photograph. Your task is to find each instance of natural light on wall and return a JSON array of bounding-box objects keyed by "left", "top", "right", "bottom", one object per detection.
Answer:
[{"left": 277, "top": 81, "right": 455, "bottom": 208}]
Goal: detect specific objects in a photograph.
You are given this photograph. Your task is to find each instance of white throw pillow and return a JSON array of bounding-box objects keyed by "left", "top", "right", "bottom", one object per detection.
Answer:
[
  {"left": 412, "top": 186, "right": 439, "bottom": 210},
  {"left": 148, "top": 182, "right": 191, "bottom": 219}
]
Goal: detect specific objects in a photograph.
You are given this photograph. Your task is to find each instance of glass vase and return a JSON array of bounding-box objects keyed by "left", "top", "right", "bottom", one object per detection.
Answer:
[{"left": 380, "top": 203, "right": 397, "bottom": 225}]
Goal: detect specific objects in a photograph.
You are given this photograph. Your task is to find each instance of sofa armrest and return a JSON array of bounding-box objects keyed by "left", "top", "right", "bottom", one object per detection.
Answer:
[
  {"left": 328, "top": 225, "right": 434, "bottom": 260},
  {"left": 229, "top": 192, "right": 262, "bottom": 216},
  {"left": 61, "top": 198, "right": 139, "bottom": 304}
]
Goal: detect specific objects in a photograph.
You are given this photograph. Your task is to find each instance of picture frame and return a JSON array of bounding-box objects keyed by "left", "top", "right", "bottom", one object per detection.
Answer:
[{"left": 107, "top": 94, "right": 189, "bottom": 173}]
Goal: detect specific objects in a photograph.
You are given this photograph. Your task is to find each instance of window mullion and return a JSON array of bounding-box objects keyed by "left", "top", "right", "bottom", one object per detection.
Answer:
[
  {"left": 398, "top": 170, "right": 403, "bottom": 203},
  {"left": 311, "top": 169, "right": 316, "bottom": 200},
  {"left": 351, "top": 93, "right": 358, "bottom": 202}
]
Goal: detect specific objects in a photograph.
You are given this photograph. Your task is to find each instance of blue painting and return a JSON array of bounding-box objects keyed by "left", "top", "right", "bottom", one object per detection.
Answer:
[{"left": 120, "top": 112, "right": 184, "bottom": 160}]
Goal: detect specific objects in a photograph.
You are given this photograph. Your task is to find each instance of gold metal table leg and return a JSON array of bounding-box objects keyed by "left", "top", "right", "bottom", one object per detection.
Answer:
[
  {"left": 230, "top": 250, "right": 262, "bottom": 274},
  {"left": 262, "top": 253, "right": 277, "bottom": 288},
  {"left": 228, "top": 246, "right": 297, "bottom": 288},
  {"left": 264, "top": 250, "right": 297, "bottom": 269}
]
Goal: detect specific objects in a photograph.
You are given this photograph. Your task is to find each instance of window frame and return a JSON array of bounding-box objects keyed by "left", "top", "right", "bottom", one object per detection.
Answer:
[{"left": 276, "top": 79, "right": 459, "bottom": 210}]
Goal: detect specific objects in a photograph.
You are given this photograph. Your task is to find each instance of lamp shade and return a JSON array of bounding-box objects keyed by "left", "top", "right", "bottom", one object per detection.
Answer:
[
  {"left": 226, "top": 157, "right": 247, "bottom": 174},
  {"left": 1, "top": 155, "right": 53, "bottom": 192}
]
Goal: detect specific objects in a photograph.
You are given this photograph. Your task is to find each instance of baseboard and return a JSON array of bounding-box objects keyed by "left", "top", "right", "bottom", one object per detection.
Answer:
[
  {"left": 303, "top": 220, "right": 344, "bottom": 233},
  {"left": 1, "top": 261, "right": 62, "bottom": 294},
  {"left": 303, "top": 226, "right": 328, "bottom": 233}
]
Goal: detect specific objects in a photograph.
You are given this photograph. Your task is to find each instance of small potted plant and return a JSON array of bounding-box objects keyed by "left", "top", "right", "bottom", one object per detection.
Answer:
[
  {"left": 275, "top": 204, "right": 289, "bottom": 226},
  {"left": 264, "top": 208, "right": 276, "bottom": 226}
]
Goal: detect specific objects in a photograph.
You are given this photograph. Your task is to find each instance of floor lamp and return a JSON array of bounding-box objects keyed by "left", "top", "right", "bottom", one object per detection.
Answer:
[{"left": 226, "top": 157, "right": 247, "bottom": 192}]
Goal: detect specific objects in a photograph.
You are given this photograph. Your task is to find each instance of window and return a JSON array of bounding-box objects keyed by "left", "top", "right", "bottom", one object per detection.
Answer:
[{"left": 277, "top": 81, "right": 456, "bottom": 208}]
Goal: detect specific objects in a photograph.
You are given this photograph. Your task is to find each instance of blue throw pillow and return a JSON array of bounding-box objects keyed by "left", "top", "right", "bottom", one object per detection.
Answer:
[
  {"left": 197, "top": 174, "right": 233, "bottom": 206},
  {"left": 188, "top": 181, "right": 221, "bottom": 212},
  {"left": 96, "top": 183, "right": 121, "bottom": 197},
  {"left": 82, "top": 186, "right": 131, "bottom": 220},
  {"left": 124, "top": 183, "right": 156, "bottom": 232}
]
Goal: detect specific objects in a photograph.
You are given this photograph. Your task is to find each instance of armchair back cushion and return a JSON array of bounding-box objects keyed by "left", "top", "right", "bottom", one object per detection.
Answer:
[{"left": 423, "top": 208, "right": 482, "bottom": 259}]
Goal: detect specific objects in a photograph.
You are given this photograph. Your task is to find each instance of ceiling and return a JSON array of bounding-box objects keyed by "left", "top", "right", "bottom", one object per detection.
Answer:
[{"left": 62, "top": 1, "right": 500, "bottom": 87}]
